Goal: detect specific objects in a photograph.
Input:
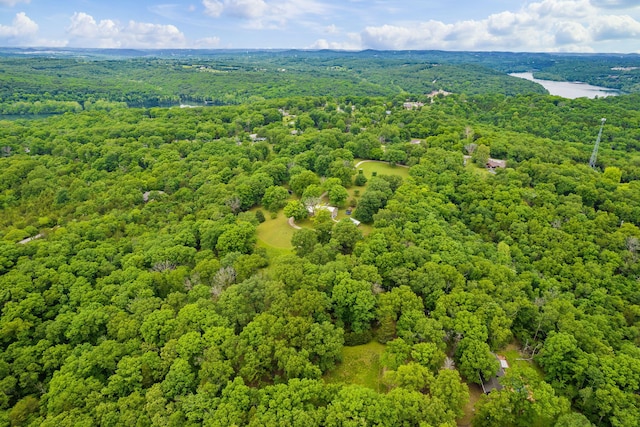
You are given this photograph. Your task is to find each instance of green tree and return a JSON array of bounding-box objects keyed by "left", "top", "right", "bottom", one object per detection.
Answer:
[
  {"left": 455, "top": 338, "right": 499, "bottom": 385},
  {"left": 331, "top": 275, "right": 376, "bottom": 333},
  {"left": 216, "top": 222, "right": 257, "bottom": 256},
  {"left": 284, "top": 200, "right": 309, "bottom": 221},
  {"left": 290, "top": 170, "right": 320, "bottom": 197},
  {"left": 328, "top": 185, "right": 348, "bottom": 207},
  {"left": 291, "top": 228, "right": 319, "bottom": 257},
  {"left": 262, "top": 186, "right": 289, "bottom": 212},
  {"left": 473, "top": 143, "right": 490, "bottom": 167},
  {"left": 329, "top": 219, "right": 363, "bottom": 254},
  {"left": 473, "top": 365, "right": 570, "bottom": 427}
]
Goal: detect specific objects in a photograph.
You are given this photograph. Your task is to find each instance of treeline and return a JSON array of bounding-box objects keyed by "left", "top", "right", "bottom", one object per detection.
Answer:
[
  {"left": 0, "top": 91, "right": 639, "bottom": 426},
  {"left": 0, "top": 55, "right": 545, "bottom": 113}
]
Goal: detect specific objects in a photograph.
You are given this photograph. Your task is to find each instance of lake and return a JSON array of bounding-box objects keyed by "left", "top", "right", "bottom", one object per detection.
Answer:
[{"left": 510, "top": 72, "right": 619, "bottom": 99}]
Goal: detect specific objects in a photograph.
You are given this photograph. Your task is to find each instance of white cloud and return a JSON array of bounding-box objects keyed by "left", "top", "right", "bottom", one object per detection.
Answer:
[
  {"left": 309, "top": 32, "right": 362, "bottom": 50},
  {"left": 0, "top": 12, "right": 38, "bottom": 45},
  {"left": 527, "top": 0, "right": 593, "bottom": 19},
  {"left": 0, "top": 12, "right": 68, "bottom": 47},
  {"left": 66, "top": 12, "right": 187, "bottom": 48},
  {"left": 554, "top": 21, "right": 590, "bottom": 44},
  {"left": 202, "top": 0, "right": 326, "bottom": 28},
  {"left": 590, "top": 14, "right": 640, "bottom": 40},
  {"left": 224, "top": 0, "right": 268, "bottom": 19},
  {"left": 324, "top": 24, "right": 340, "bottom": 35},
  {"left": 195, "top": 36, "right": 221, "bottom": 47},
  {"left": 323, "top": 0, "right": 640, "bottom": 52},
  {"left": 203, "top": 0, "right": 225, "bottom": 17},
  {"left": 590, "top": 0, "right": 640, "bottom": 8},
  {"left": 0, "top": 0, "right": 30, "bottom": 6}
]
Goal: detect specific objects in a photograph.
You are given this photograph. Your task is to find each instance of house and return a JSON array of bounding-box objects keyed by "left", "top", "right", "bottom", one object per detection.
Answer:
[
  {"left": 249, "top": 134, "right": 267, "bottom": 142},
  {"left": 480, "top": 354, "right": 509, "bottom": 394},
  {"left": 403, "top": 101, "right": 424, "bottom": 110},
  {"left": 307, "top": 205, "right": 338, "bottom": 219},
  {"left": 410, "top": 139, "right": 422, "bottom": 145},
  {"left": 486, "top": 158, "right": 507, "bottom": 170}
]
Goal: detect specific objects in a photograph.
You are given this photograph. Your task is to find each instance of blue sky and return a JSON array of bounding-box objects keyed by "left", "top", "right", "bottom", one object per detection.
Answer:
[{"left": 1, "top": 0, "right": 639, "bottom": 52}]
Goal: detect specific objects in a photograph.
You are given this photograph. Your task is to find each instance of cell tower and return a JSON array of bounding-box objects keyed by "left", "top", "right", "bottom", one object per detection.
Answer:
[{"left": 589, "top": 118, "right": 606, "bottom": 169}]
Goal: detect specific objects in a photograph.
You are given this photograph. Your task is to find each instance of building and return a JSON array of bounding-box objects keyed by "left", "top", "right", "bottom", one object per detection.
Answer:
[
  {"left": 307, "top": 205, "right": 338, "bottom": 219},
  {"left": 480, "top": 354, "right": 509, "bottom": 394},
  {"left": 486, "top": 158, "right": 507, "bottom": 170},
  {"left": 403, "top": 101, "right": 424, "bottom": 110}
]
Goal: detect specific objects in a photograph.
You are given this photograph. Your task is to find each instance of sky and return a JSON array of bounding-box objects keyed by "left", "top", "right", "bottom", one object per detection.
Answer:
[{"left": 0, "top": 0, "right": 639, "bottom": 52}]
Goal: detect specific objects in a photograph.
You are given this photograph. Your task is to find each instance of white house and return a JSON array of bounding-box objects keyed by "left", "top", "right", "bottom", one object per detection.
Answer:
[{"left": 307, "top": 205, "right": 338, "bottom": 219}]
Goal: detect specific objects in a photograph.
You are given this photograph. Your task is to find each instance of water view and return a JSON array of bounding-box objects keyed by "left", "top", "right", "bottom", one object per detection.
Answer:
[{"left": 510, "top": 72, "right": 619, "bottom": 99}]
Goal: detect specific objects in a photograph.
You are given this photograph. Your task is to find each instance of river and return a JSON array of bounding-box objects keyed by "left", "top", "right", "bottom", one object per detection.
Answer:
[{"left": 510, "top": 72, "right": 619, "bottom": 99}]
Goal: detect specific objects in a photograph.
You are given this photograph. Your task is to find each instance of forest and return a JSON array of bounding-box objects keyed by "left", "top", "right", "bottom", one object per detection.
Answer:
[{"left": 1, "top": 50, "right": 640, "bottom": 426}]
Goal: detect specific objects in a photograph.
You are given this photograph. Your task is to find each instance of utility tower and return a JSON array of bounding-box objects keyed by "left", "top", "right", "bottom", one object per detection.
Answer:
[{"left": 589, "top": 118, "right": 606, "bottom": 169}]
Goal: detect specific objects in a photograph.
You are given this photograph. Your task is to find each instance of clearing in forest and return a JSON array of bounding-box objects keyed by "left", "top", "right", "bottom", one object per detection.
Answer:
[
  {"left": 354, "top": 160, "right": 411, "bottom": 179},
  {"left": 323, "top": 341, "right": 386, "bottom": 392},
  {"left": 255, "top": 211, "right": 296, "bottom": 250}
]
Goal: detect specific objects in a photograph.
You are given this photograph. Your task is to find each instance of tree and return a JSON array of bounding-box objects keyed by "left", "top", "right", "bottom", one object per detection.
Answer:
[
  {"left": 330, "top": 219, "right": 363, "bottom": 254},
  {"left": 262, "top": 186, "right": 289, "bottom": 212},
  {"left": 328, "top": 185, "right": 348, "bottom": 207},
  {"left": 473, "top": 144, "right": 490, "bottom": 167},
  {"left": 327, "top": 160, "right": 355, "bottom": 187},
  {"left": 383, "top": 149, "right": 407, "bottom": 166},
  {"left": 290, "top": 170, "right": 320, "bottom": 197},
  {"left": 473, "top": 365, "right": 570, "bottom": 427},
  {"left": 455, "top": 338, "right": 499, "bottom": 385},
  {"left": 354, "top": 172, "right": 367, "bottom": 186},
  {"left": 431, "top": 369, "right": 470, "bottom": 419},
  {"left": 331, "top": 275, "right": 376, "bottom": 333},
  {"left": 284, "top": 200, "right": 309, "bottom": 221},
  {"left": 383, "top": 362, "right": 434, "bottom": 392},
  {"left": 313, "top": 209, "right": 334, "bottom": 244},
  {"left": 536, "top": 332, "right": 586, "bottom": 390},
  {"left": 291, "top": 228, "right": 318, "bottom": 257},
  {"left": 216, "top": 222, "right": 257, "bottom": 256},
  {"left": 354, "top": 190, "right": 386, "bottom": 223}
]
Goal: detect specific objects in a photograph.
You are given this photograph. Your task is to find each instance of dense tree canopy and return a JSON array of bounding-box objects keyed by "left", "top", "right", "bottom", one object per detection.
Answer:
[{"left": 1, "top": 52, "right": 640, "bottom": 426}]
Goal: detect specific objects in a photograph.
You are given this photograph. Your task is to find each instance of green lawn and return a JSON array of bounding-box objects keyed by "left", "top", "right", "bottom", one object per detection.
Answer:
[
  {"left": 465, "top": 160, "right": 492, "bottom": 178},
  {"left": 323, "top": 341, "right": 386, "bottom": 392},
  {"left": 255, "top": 210, "right": 296, "bottom": 249},
  {"left": 354, "top": 160, "right": 411, "bottom": 180}
]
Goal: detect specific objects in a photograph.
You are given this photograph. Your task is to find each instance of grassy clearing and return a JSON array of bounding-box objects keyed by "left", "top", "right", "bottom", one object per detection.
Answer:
[
  {"left": 323, "top": 341, "right": 386, "bottom": 393},
  {"left": 355, "top": 160, "right": 411, "bottom": 180},
  {"left": 465, "top": 161, "right": 492, "bottom": 177},
  {"left": 502, "top": 343, "right": 545, "bottom": 380},
  {"left": 255, "top": 210, "right": 296, "bottom": 248},
  {"left": 255, "top": 161, "right": 408, "bottom": 246}
]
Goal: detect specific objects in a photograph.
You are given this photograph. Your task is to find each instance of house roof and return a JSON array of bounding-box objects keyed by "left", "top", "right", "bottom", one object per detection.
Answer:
[
  {"left": 487, "top": 158, "right": 507, "bottom": 168},
  {"left": 480, "top": 353, "right": 508, "bottom": 394}
]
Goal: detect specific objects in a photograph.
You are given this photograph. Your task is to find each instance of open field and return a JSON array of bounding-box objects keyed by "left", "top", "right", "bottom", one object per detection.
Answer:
[
  {"left": 323, "top": 341, "right": 386, "bottom": 393},
  {"left": 255, "top": 210, "right": 296, "bottom": 248},
  {"left": 354, "top": 160, "right": 411, "bottom": 180}
]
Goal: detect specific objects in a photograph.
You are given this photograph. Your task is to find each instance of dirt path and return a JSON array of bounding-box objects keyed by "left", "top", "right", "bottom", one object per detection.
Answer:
[
  {"left": 18, "top": 234, "right": 43, "bottom": 244},
  {"left": 287, "top": 216, "right": 302, "bottom": 230}
]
